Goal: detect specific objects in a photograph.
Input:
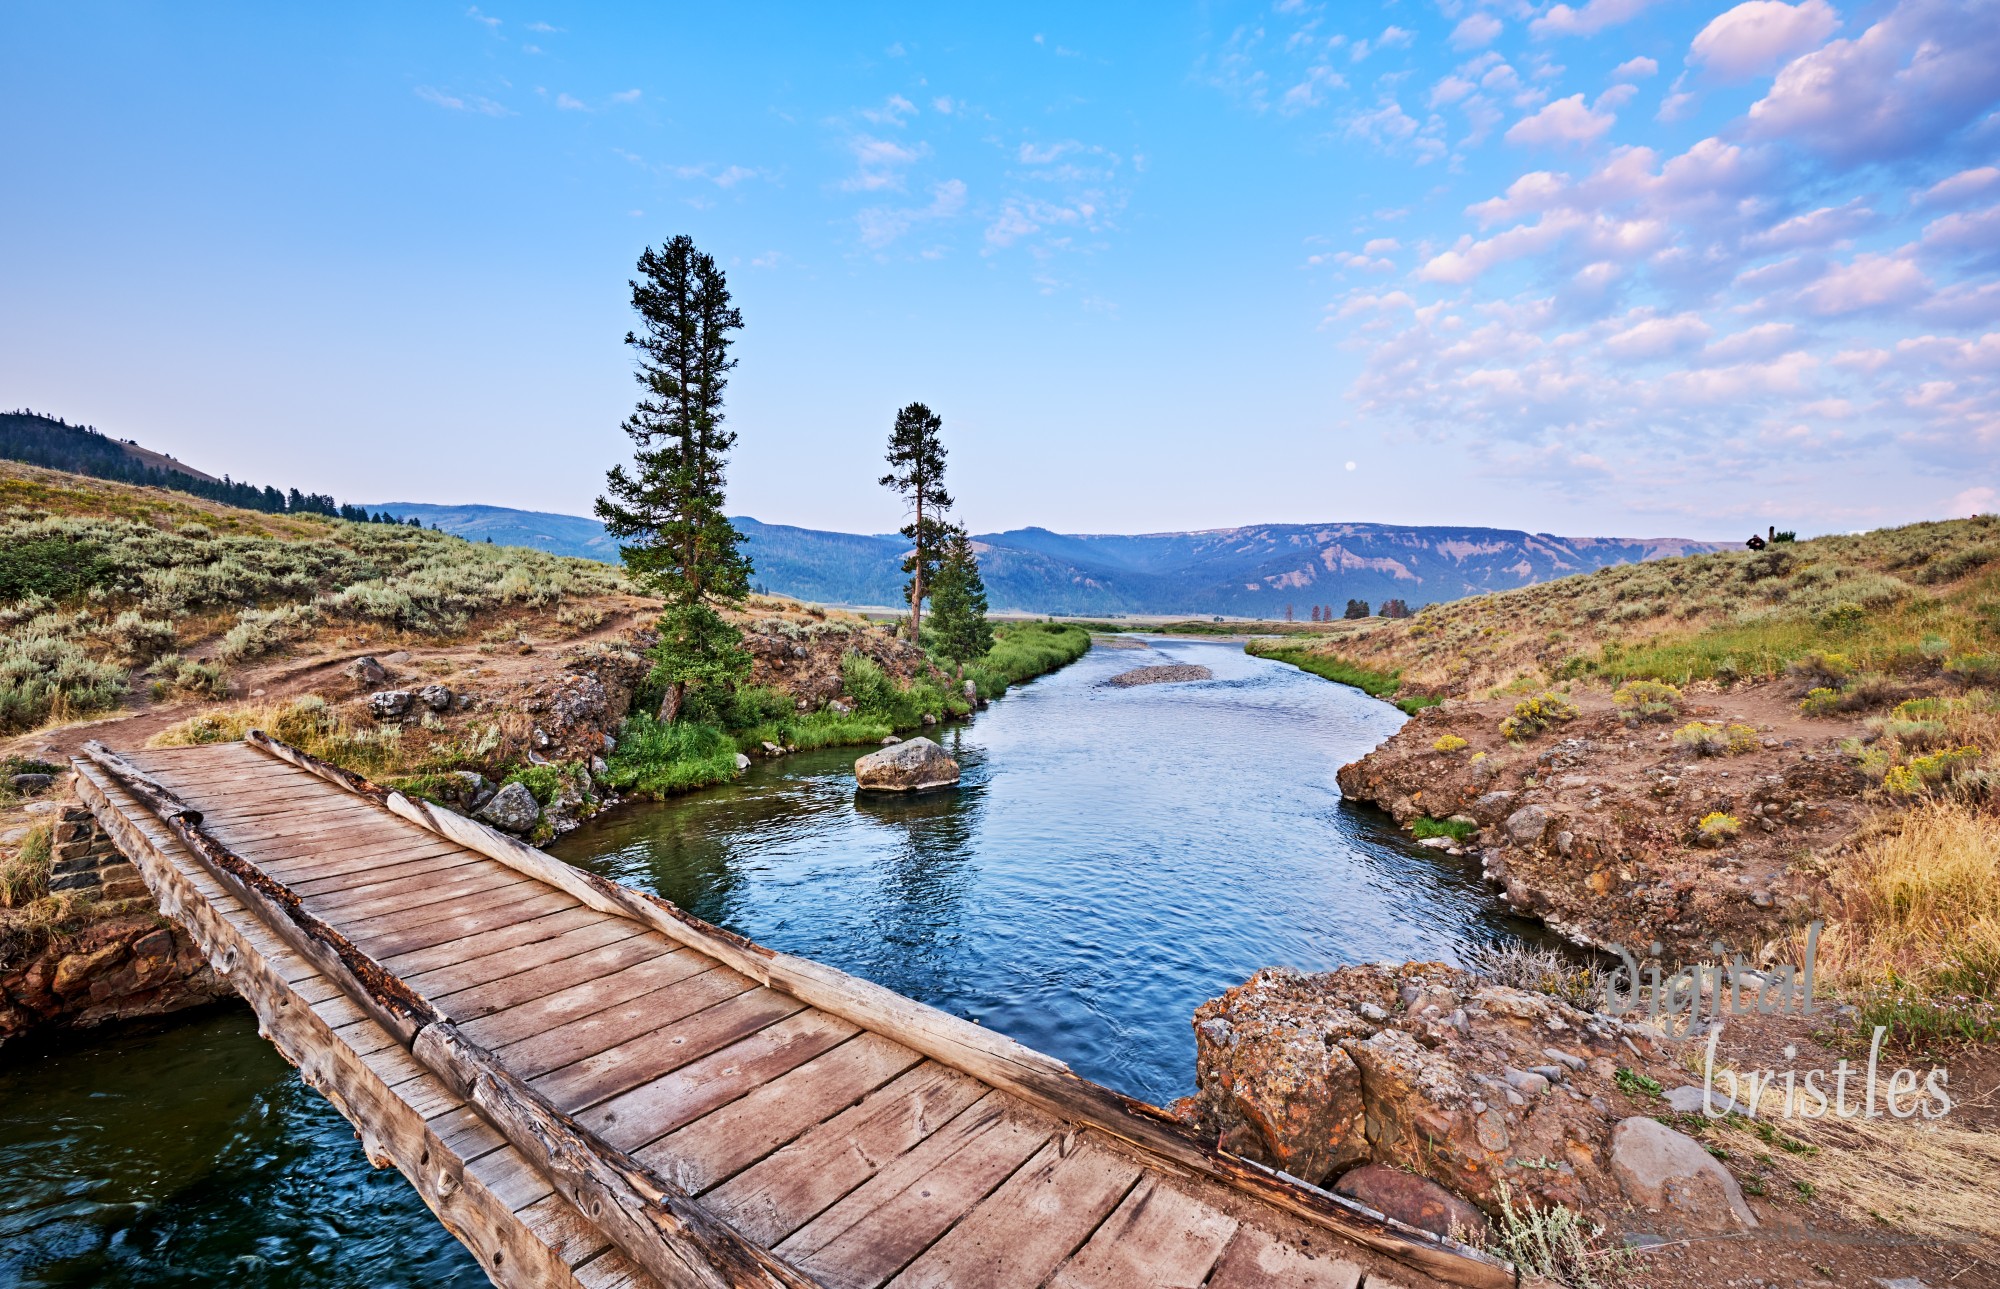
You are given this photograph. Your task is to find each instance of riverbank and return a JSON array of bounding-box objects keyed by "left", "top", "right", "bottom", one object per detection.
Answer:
[{"left": 1207, "top": 518, "right": 2000, "bottom": 1286}]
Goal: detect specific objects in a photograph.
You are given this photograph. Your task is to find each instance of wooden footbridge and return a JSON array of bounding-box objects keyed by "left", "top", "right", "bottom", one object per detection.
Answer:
[{"left": 72, "top": 735, "right": 1519, "bottom": 1289}]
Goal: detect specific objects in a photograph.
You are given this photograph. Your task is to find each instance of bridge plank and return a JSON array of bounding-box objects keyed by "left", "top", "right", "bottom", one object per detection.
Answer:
[
  {"left": 533, "top": 984, "right": 805, "bottom": 1113},
  {"left": 261, "top": 837, "right": 463, "bottom": 884},
  {"left": 496, "top": 963, "right": 759, "bottom": 1080},
  {"left": 640, "top": 1031, "right": 924, "bottom": 1195},
  {"left": 701, "top": 1063, "right": 988, "bottom": 1247},
  {"left": 886, "top": 1136, "right": 1143, "bottom": 1289},
  {"left": 1205, "top": 1223, "right": 1366, "bottom": 1289},
  {"left": 381, "top": 904, "right": 604, "bottom": 976},
  {"left": 410, "top": 919, "right": 646, "bottom": 1003},
  {"left": 777, "top": 1095, "right": 1055, "bottom": 1288},
  {"left": 422, "top": 924, "right": 654, "bottom": 1018},
  {"left": 345, "top": 887, "right": 576, "bottom": 959},
  {"left": 288, "top": 847, "right": 487, "bottom": 897},
  {"left": 336, "top": 871, "right": 550, "bottom": 936},
  {"left": 1044, "top": 1175, "right": 1239, "bottom": 1288},
  {"left": 305, "top": 858, "right": 521, "bottom": 920},
  {"left": 578, "top": 1011, "right": 861, "bottom": 1153},
  {"left": 462, "top": 948, "right": 713, "bottom": 1052}
]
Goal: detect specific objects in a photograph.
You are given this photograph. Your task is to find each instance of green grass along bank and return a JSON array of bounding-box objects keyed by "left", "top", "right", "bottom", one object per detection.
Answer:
[{"left": 601, "top": 621, "right": 1092, "bottom": 798}]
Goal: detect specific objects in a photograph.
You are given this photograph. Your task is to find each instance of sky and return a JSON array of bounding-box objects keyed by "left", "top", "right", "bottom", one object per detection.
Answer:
[{"left": 3, "top": 1, "right": 1997, "bottom": 540}]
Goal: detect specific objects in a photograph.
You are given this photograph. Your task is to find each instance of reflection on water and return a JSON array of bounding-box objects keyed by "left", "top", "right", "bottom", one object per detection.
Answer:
[
  {"left": 553, "top": 637, "right": 1547, "bottom": 1103},
  {"left": 0, "top": 1007, "right": 484, "bottom": 1288}
]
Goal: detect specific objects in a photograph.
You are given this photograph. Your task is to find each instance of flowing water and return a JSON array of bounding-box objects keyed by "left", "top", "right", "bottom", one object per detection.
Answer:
[{"left": 0, "top": 636, "right": 1540, "bottom": 1284}]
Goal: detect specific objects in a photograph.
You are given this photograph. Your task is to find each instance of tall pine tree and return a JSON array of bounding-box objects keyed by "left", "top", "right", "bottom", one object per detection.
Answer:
[
  {"left": 879, "top": 402, "right": 953, "bottom": 638},
  {"left": 596, "top": 235, "right": 753, "bottom": 722},
  {"left": 926, "top": 524, "right": 993, "bottom": 670}
]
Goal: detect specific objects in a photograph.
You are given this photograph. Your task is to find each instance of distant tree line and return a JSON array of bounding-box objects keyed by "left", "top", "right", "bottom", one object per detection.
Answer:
[
  {"left": 2, "top": 410, "right": 422, "bottom": 526},
  {"left": 1304, "top": 598, "right": 1415, "bottom": 622}
]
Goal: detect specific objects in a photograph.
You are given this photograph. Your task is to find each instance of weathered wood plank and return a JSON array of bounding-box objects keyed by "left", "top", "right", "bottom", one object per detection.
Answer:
[
  {"left": 422, "top": 925, "right": 656, "bottom": 1019},
  {"left": 578, "top": 1013, "right": 860, "bottom": 1153},
  {"left": 1044, "top": 1175, "right": 1238, "bottom": 1288},
  {"left": 306, "top": 861, "right": 525, "bottom": 922},
  {"left": 462, "top": 949, "right": 713, "bottom": 1054},
  {"left": 1205, "top": 1223, "right": 1366, "bottom": 1289},
  {"left": 776, "top": 1097, "right": 1054, "bottom": 1288},
  {"left": 886, "top": 1137, "right": 1143, "bottom": 1289},
  {"left": 350, "top": 888, "right": 579, "bottom": 960},
  {"left": 534, "top": 986, "right": 805, "bottom": 1114},
  {"left": 639, "top": 1032, "right": 923, "bottom": 1196},
  {"left": 384, "top": 906, "right": 606, "bottom": 977},
  {"left": 701, "top": 1064, "right": 988, "bottom": 1247},
  {"left": 290, "top": 847, "right": 489, "bottom": 898}
]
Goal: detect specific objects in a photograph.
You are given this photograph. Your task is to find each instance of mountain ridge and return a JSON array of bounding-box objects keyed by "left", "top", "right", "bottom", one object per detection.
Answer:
[{"left": 366, "top": 501, "right": 1730, "bottom": 617}]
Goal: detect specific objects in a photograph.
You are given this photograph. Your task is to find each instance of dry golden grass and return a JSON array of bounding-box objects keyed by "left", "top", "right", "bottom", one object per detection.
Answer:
[
  {"left": 1699, "top": 1057, "right": 2000, "bottom": 1244},
  {"left": 1813, "top": 800, "right": 2000, "bottom": 1002},
  {"left": 149, "top": 694, "right": 508, "bottom": 781}
]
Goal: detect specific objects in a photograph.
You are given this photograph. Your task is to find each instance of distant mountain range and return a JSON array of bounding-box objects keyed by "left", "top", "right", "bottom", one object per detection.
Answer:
[{"left": 368, "top": 501, "right": 1727, "bottom": 617}]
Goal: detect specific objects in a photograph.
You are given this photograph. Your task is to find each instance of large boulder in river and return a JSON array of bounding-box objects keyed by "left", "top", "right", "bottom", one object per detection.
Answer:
[{"left": 853, "top": 737, "right": 959, "bottom": 792}]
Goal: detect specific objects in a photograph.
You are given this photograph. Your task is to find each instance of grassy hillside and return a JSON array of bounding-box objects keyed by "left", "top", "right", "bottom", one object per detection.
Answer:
[
  {"left": 1281, "top": 514, "right": 2000, "bottom": 1046},
  {"left": 0, "top": 460, "right": 625, "bottom": 733},
  {"left": 1283, "top": 517, "right": 2000, "bottom": 703}
]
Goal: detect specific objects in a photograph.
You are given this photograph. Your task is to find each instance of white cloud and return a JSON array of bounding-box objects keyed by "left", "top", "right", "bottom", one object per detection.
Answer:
[
  {"left": 610, "top": 89, "right": 642, "bottom": 105},
  {"left": 1611, "top": 56, "right": 1659, "bottom": 79},
  {"left": 1363, "top": 237, "right": 1401, "bottom": 254},
  {"left": 1429, "top": 74, "right": 1477, "bottom": 107},
  {"left": 555, "top": 93, "right": 587, "bottom": 111},
  {"left": 860, "top": 95, "right": 918, "bottom": 126},
  {"left": 1468, "top": 171, "right": 1569, "bottom": 225},
  {"left": 1949, "top": 485, "right": 1999, "bottom": 517},
  {"left": 1379, "top": 26, "right": 1416, "bottom": 48},
  {"left": 1744, "top": 199, "right": 1877, "bottom": 251},
  {"left": 1918, "top": 165, "right": 2000, "bottom": 208},
  {"left": 1531, "top": 0, "right": 1666, "bottom": 38},
  {"left": 415, "top": 86, "right": 511, "bottom": 117},
  {"left": 841, "top": 135, "right": 927, "bottom": 192},
  {"left": 1704, "top": 322, "right": 1800, "bottom": 362},
  {"left": 525, "top": 21, "right": 561, "bottom": 33},
  {"left": 1796, "top": 252, "right": 1931, "bottom": 315},
  {"left": 1690, "top": 0, "right": 1840, "bottom": 81},
  {"left": 1746, "top": 0, "right": 2000, "bottom": 166},
  {"left": 1921, "top": 203, "right": 2000, "bottom": 256},
  {"left": 1603, "top": 311, "right": 1714, "bottom": 359},
  {"left": 1505, "top": 94, "right": 1616, "bottom": 147},
  {"left": 1595, "top": 83, "right": 1638, "bottom": 111},
  {"left": 932, "top": 96, "right": 957, "bottom": 115},
  {"left": 857, "top": 178, "right": 967, "bottom": 248},
  {"left": 1450, "top": 13, "right": 1503, "bottom": 50},
  {"left": 465, "top": 6, "right": 500, "bottom": 28}
]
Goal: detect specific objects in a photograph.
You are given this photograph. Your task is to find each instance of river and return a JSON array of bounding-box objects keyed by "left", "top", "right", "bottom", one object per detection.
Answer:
[{"left": 0, "top": 636, "right": 1541, "bottom": 1285}]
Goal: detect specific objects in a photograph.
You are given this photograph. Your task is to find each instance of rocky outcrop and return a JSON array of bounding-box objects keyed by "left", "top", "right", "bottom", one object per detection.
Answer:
[
  {"left": 1, "top": 912, "right": 228, "bottom": 1046},
  {"left": 1186, "top": 963, "right": 1674, "bottom": 1222},
  {"left": 1334, "top": 688, "right": 1858, "bottom": 955},
  {"left": 853, "top": 737, "right": 960, "bottom": 792}
]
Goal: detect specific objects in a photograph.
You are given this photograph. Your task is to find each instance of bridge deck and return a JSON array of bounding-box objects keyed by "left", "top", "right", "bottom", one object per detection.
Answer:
[{"left": 75, "top": 737, "right": 1503, "bottom": 1289}]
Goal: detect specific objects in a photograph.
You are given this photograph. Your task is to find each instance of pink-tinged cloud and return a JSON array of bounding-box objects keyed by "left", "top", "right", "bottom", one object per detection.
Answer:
[
  {"left": 1919, "top": 166, "right": 2000, "bottom": 208},
  {"left": 1689, "top": 0, "right": 1840, "bottom": 81},
  {"left": 1531, "top": 0, "right": 1665, "bottom": 38},
  {"left": 1506, "top": 94, "right": 1616, "bottom": 147},
  {"left": 1745, "top": 199, "right": 1877, "bottom": 252},
  {"left": 1746, "top": 0, "right": 2000, "bottom": 165},
  {"left": 1450, "top": 13, "right": 1503, "bottom": 50},
  {"left": 1603, "top": 311, "right": 1714, "bottom": 359},
  {"left": 1796, "top": 252, "right": 1931, "bottom": 315},
  {"left": 1704, "top": 323, "right": 1800, "bottom": 362},
  {"left": 1467, "top": 171, "right": 1569, "bottom": 226},
  {"left": 1416, "top": 210, "right": 1587, "bottom": 283},
  {"left": 1922, "top": 204, "right": 2000, "bottom": 256},
  {"left": 1611, "top": 56, "right": 1659, "bottom": 79}
]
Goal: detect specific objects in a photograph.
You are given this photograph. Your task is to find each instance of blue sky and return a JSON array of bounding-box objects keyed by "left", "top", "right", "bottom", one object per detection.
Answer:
[{"left": 3, "top": 1, "right": 1996, "bottom": 539}]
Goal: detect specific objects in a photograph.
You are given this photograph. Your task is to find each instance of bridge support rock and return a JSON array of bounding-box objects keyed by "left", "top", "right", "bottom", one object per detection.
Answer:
[{"left": 1, "top": 791, "right": 232, "bottom": 1049}]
